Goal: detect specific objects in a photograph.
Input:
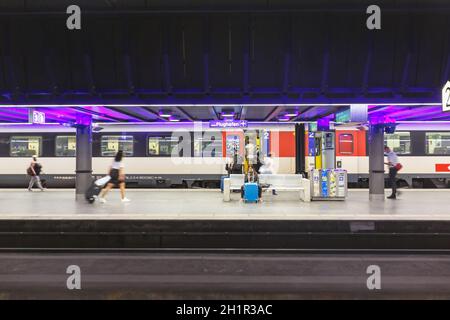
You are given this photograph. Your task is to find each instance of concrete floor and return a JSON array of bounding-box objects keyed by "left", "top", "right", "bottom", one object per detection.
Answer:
[{"left": 0, "top": 189, "right": 449, "bottom": 220}]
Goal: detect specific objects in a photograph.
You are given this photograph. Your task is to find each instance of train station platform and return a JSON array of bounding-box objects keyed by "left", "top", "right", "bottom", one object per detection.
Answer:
[
  {"left": 1, "top": 189, "right": 450, "bottom": 251},
  {"left": 0, "top": 189, "right": 449, "bottom": 220}
]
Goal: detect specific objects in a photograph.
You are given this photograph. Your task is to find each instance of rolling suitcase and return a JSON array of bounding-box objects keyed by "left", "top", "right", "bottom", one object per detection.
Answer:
[
  {"left": 220, "top": 175, "right": 227, "bottom": 193},
  {"left": 85, "top": 175, "right": 111, "bottom": 203},
  {"left": 243, "top": 182, "right": 259, "bottom": 203}
]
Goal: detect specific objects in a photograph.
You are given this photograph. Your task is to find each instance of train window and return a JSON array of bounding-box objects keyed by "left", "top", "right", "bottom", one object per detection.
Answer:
[
  {"left": 101, "top": 136, "right": 134, "bottom": 157},
  {"left": 338, "top": 133, "right": 354, "bottom": 154},
  {"left": 194, "top": 132, "right": 223, "bottom": 157},
  {"left": 55, "top": 136, "right": 76, "bottom": 157},
  {"left": 148, "top": 136, "right": 180, "bottom": 156},
  {"left": 384, "top": 132, "right": 411, "bottom": 154},
  {"left": 10, "top": 136, "right": 42, "bottom": 157},
  {"left": 426, "top": 132, "right": 450, "bottom": 155}
]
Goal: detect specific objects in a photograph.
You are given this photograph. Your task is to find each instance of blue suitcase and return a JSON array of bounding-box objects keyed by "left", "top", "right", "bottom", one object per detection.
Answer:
[
  {"left": 220, "top": 175, "right": 227, "bottom": 193},
  {"left": 243, "top": 183, "right": 259, "bottom": 203}
]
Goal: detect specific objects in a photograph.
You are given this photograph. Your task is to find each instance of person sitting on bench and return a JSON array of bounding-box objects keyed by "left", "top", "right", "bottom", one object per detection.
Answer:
[{"left": 241, "top": 166, "right": 262, "bottom": 200}]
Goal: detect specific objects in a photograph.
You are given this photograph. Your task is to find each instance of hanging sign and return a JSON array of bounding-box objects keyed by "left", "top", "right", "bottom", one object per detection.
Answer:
[
  {"left": 209, "top": 120, "right": 248, "bottom": 128},
  {"left": 443, "top": 81, "right": 450, "bottom": 112}
]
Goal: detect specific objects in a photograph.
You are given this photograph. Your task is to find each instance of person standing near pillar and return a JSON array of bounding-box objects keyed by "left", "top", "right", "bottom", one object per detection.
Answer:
[
  {"left": 98, "top": 150, "right": 130, "bottom": 203},
  {"left": 384, "top": 146, "right": 401, "bottom": 199}
]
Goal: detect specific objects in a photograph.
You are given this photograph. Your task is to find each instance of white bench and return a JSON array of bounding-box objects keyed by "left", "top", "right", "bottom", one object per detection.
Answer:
[
  {"left": 259, "top": 174, "right": 311, "bottom": 202},
  {"left": 223, "top": 174, "right": 311, "bottom": 202},
  {"left": 223, "top": 174, "right": 245, "bottom": 202}
]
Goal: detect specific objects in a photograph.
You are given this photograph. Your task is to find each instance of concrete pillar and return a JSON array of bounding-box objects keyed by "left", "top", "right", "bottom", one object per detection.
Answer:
[
  {"left": 368, "top": 124, "right": 385, "bottom": 200},
  {"left": 75, "top": 115, "right": 92, "bottom": 200}
]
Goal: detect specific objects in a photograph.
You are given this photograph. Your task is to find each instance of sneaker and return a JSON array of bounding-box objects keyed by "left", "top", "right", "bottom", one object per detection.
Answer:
[
  {"left": 28, "top": 189, "right": 32, "bottom": 192},
  {"left": 121, "top": 197, "right": 131, "bottom": 203},
  {"left": 387, "top": 195, "right": 396, "bottom": 199},
  {"left": 99, "top": 197, "right": 107, "bottom": 203},
  {"left": 272, "top": 190, "right": 278, "bottom": 195}
]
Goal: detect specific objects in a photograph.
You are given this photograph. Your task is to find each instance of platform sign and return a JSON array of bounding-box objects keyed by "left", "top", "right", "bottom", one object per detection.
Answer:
[
  {"left": 443, "top": 81, "right": 450, "bottom": 112},
  {"left": 209, "top": 120, "right": 248, "bottom": 128}
]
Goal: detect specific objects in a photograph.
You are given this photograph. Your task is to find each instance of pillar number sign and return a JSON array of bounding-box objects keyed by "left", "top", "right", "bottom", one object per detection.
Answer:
[
  {"left": 443, "top": 81, "right": 450, "bottom": 112},
  {"left": 32, "top": 111, "right": 46, "bottom": 124}
]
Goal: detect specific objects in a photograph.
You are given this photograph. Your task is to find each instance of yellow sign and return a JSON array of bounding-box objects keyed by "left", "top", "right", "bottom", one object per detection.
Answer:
[
  {"left": 148, "top": 140, "right": 158, "bottom": 155},
  {"left": 68, "top": 137, "right": 76, "bottom": 150},
  {"left": 108, "top": 141, "right": 119, "bottom": 151},
  {"left": 28, "top": 140, "right": 39, "bottom": 154}
]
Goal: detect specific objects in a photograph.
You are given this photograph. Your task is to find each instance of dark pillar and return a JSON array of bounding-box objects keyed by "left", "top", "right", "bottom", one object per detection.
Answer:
[
  {"left": 368, "top": 124, "right": 385, "bottom": 201},
  {"left": 75, "top": 115, "right": 92, "bottom": 200},
  {"left": 295, "top": 123, "right": 306, "bottom": 176}
]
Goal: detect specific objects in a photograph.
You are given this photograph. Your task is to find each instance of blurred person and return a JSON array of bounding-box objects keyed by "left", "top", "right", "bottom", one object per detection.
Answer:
[
  {"left": 259, "top": 153, "right": 277, "bottom": 195},
  {"left": 98, "top": 150, "right": 130, "bottom": 203},
  {"left": 27, "top": 156, "right": 44, "bottom": 191}
]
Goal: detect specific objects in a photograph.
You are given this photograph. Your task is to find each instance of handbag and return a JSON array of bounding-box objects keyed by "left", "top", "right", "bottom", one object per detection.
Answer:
[{"left": 394, "top": 163, "right": 403, "bottom": 171}]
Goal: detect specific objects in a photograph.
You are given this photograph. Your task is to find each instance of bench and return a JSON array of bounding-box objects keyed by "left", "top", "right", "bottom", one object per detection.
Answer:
[
  {"left": 223, "top": 174, "right": 244, "bottom": 202},
  {"left": 223, "top": 174, "right": 311, "bottom": 202}
]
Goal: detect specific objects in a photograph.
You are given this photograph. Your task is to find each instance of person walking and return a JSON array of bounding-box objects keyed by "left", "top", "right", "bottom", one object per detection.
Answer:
[
  {"left": 27, "top": 156, "right": 44, "bottom": 191},
  {"left": 98, "top": 150, "right": 131, "bottom": 203},
  {"left": 384, "top": 146, "right": 402, "bottom": 199},
  {"left": 259, "top": 153, "right": 277, "bottom": 195}
]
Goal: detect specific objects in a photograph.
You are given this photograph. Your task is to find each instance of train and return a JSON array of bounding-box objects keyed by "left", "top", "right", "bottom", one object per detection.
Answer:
[{"left": 0, "top": 121, "right": 449, "bottom": 188}]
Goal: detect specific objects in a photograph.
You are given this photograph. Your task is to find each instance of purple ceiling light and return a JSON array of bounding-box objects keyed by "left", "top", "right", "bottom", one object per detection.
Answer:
[
  {"left": 220, "top": 109, "right": 235, "bottom": 119},
  {"left": 277, "top": 115, "right": 291, "bottom": 122},
  {"left": 159, "top": 109, "right": 172, "bottom": 118},
  {"left": 284, "top": 109, "right": 299, "bottom": 117},
  {"left": 168, "top": 115, "right": 180, "bottom": 122}
]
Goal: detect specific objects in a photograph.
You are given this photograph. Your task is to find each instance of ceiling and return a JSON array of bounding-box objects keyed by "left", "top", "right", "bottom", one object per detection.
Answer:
[{"left": 0, "top": 104, "right": 448, "bottom": 123}]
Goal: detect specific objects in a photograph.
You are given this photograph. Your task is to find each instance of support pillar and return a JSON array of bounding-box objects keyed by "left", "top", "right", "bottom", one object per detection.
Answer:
[
  {"left": 75, "top": 115, "right": 92, "bottom": 201},
  {"left": 368, "top": 124, "right": 385, "bottom": 201},
  {"left": 295, "top": 123, "right": 306, "bottom": 176}
]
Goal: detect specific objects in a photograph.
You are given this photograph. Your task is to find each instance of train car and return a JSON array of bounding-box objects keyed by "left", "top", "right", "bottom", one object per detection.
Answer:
[
  {"left": 0, "top": 122, "right": 296, "bottom": 188},
  {"left": 1, "top": 121, "right": 449, "bottom": 188},
  {"left": 331, "top": 122, "right": 450, "bottom": 188}
]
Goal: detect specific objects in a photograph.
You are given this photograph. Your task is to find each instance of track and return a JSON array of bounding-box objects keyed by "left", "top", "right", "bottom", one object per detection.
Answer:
[{"left": 1, "top": 250, "right": 450, "bottom": 299}]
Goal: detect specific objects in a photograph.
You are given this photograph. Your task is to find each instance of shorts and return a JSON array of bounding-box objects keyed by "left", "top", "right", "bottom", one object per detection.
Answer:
[{"left": 109, "top": 169, "right": 124, "bottom": 185}]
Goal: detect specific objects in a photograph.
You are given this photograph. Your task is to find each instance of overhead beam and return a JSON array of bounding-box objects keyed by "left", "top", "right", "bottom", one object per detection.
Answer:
[
  {"left": 292, "top": 106, "right": 314, "bottom": 121},
  {"left": 320, "top": 15, "right": 330, "bottom": 96},
  {"left": 209, "top": 106, "right": 220, "bottom": 120},
  {"left": 162, "top": 20, "right": 172, "bottom": 95},
  {"left": 203, "top": 16, "right": 210, "bottom": 95},
  {"left": 240, "top": 106, "right": 247, "bottom": 120},
  {"left": 282, "top": 15, "right": 293, "bottom": 95},
  {"left": 83, "top": 33, "right": 96, "bottom": 95},
  {"left": 264, "top": 106, "right": 284, "bottom": 121},
  {"left": 142, "top": 107, "right": 169, "bottom": 121},
  {"left": 174, "top": 106, "right": 195, "bottom": 121},
  {"left": 362, "top": 33, "right": 374, "bottom": 94},
  {"left": 74, "top": 107, "right": 124, "bottom": 122},
  {"left": 305, "top": 108, "right": 337, "bottom": 121},
  {"left": 122, "top": 18, "right": 135, "bottom": 94}
]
